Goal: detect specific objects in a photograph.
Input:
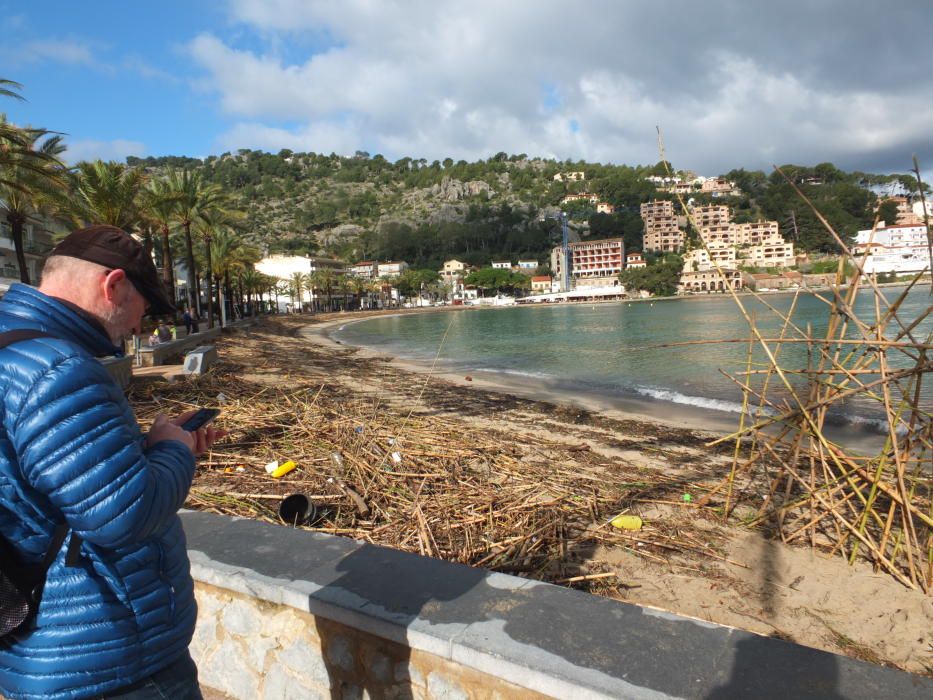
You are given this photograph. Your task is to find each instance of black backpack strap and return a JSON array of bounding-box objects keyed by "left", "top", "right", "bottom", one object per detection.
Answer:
[{"left": 0, "top": 329, "right": 52, "bottom": 349}]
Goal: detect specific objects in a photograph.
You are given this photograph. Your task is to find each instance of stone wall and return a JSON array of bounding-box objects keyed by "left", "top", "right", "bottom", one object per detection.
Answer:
[
  {"left": 180, "top": 511, "right": 932, "bottom": 700},
  {"left": 192, "top": 582, "right": 545, "bottom": 699}
]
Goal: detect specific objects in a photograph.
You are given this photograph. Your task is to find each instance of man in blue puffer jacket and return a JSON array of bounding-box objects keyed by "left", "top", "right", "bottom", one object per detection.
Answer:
[{"left": 0, "top": 225, "right": 220, "bottom": 699}]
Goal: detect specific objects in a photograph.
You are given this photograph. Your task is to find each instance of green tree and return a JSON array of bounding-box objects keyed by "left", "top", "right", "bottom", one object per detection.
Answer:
[
  {"left": 68, "top": 160, "right": 147, "bottom": 230},
  {"left": 166, "top": 169, "right": 229, "bottom": 312},
  {"left": 620, "top": 254, "right": 683, "bottom": 297},
  {"left": 0, "top": 119, "right": 66, "bottom": 284}
]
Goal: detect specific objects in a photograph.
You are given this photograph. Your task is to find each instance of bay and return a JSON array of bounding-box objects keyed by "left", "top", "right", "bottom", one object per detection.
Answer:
[{"left": 333, "top": 285, "right": 931, "bottom": 442}]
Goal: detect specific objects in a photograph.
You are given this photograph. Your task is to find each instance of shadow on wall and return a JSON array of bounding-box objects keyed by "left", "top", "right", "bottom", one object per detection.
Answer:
[{"left": 313, "top": 543, "right": 487, "bottom": 699}]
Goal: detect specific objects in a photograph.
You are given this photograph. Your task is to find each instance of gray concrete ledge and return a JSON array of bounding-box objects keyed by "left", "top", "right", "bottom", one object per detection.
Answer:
[{"left": 180, "top": 511, "right": 932, "bottom": 700}]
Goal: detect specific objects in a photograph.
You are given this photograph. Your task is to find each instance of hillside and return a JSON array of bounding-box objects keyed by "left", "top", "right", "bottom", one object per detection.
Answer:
[{"left": 125, "top": 151, "right": 922, "bottom": 269}]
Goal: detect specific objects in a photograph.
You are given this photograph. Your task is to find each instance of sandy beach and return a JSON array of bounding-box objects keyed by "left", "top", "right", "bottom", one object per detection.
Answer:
[{"left": 130, "top": 311, "right": 933, "bottom": 676}]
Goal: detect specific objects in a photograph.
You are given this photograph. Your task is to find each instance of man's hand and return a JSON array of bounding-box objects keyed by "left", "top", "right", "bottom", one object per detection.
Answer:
[{"left": 147, "top": 412, "right": 224, "bottom": 457}]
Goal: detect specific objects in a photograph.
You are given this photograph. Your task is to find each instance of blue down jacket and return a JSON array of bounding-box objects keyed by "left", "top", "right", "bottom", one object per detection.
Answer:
[{"left": 0, "top": 284, "right": 197, "bottom": 699}]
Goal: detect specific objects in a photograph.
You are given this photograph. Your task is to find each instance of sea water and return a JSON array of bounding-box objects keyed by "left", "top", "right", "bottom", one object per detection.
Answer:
[{"left": 333, "top": 285, "right": 931, "bottom": 439}]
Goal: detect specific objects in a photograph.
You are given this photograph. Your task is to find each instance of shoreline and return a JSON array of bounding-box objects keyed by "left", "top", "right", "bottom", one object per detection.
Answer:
[{"left": 312, "top": 307, "right": 893, "bottom": 453}]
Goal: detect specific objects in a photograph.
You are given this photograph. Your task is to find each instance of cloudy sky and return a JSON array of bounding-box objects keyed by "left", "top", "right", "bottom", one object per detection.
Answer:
[{"left": 3, "top": 1, "right": 932, "bottom": 176}]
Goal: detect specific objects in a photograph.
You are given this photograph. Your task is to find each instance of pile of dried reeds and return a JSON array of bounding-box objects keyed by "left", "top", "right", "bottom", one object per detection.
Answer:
[
  {"left": 128, "top": 324, "right": 735, "bottom": 588},
  {"left": 666, "top": 151, "right": 932, "bottom": 591}
]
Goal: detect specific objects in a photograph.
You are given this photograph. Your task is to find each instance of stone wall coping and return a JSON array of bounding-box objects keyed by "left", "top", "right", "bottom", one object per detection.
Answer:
[{"left": 180, "top": 510, "right": 932, "bottom": 700}]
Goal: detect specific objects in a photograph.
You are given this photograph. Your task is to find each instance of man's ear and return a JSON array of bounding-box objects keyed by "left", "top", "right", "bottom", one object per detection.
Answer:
[{"left": 102, "top": 268, "right": 127, "bottom": 304}]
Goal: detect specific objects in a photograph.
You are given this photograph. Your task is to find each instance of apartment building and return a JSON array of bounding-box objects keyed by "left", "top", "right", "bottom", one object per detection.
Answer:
[
  {"left": 683, "top": 244, "right": 737, "bottom": 272},
  {"left": 740, "top": 241, "right": 796, "bottom": 268},
  {"left": 347, "top": 261, "right": 378, "bottom": 279},
  {"left": 691, "top": 205, "right": 730, "bottom": 228},
  {"left": 641, "top": 199, "right": 684, "bottom": 252},
  {"left": 640, "top": 200, "right": 675, "bottom": 220},
  {"left": 0, "top": 215, "right": 59, "bottom": 291},
  {"left": 643, "top": 220, "right": 685, "bottom": 252},
  {"left": 853, "top": 223, "right": 930, "bottom": 274},
  {"left": 377, "top": 261, "right": 409, "bottom": 278},
  {"left": 551, "top": 237, "right": 624, "bottom": 284},
  {"left": 736, "top": 221, "right": 780, "bottom": 245},
  {"left": 876, "top": 196, "right": 923, "bottom": 226},
  {"left": 560, "top": 192, "right": 600, "bottom": 206},
  {"left": 678, "top": 269, "right": 744, "bottom": 294}
]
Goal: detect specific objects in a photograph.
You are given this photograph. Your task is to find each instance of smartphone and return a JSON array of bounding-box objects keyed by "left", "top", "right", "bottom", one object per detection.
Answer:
[{"left": 180, "top": 408, "right": 220, "bottom": 432}]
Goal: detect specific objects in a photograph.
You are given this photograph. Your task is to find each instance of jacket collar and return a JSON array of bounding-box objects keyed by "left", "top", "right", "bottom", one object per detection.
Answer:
[{"left": 0, "top": 283, "right": 122, "bottom": 357}]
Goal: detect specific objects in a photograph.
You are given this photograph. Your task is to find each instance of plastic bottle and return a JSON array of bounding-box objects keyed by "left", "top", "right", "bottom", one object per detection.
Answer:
[
  {"left": 610, "top": 514, "right": 643, "bottom": 530},
  {"left": 270, "top": 460, "right": 297, "bottom": 478}
]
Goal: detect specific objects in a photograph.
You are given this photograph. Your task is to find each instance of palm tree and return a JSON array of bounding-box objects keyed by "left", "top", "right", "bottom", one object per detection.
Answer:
[
  {"left": 309, "top": 268, "right": 337, "bottom": 312},
  {"left": 165, "top": 169, "right": 228, "bottom": 313},
  {"left": 0, "top": 118, "right": 66, "bottom": 284},
  {"left": 289, "top": 272, "right": 308, "bottom": 311},
  {"left": 207, "top": 228, "right": 242, "bottom": 326},
  {"left": 141, "top": 175, "right": 183, "bottom": 302},
  {"left": 240, "top": 268, "right": 264, "bottom": 317},
  {"left": 0, "top": 81, "right": 63, "bottom": 193},
  {"left": 68, "top": 160, "right": 146, "bottom": 230}
]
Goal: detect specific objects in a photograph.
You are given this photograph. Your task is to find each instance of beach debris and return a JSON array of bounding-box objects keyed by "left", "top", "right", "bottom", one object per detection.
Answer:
[
  {"left": 464, "top": 375, "right": 473, "bottom": 381},
  {"left": 682, "top": 493, "right": 693, "bottom": 504},
  {"left": 354, "top": 425, "right": 364, "bottom": 434},
  {"left": 264, "top": 459, "right": 278, "bottom": 474},
  {"left": 391, "top": 451, "right": 402, "bottom": 464},
  {"left": 216, "top": 392, "right": 227, "bottom": 404},
  {"left": 611, "top": 514, "right": 643, "bottom": 531},
  {"left": 270, "top": 460, "right": 297, "bottom": 478},
  {"left": 330, "top": 452, "right": 345, "bottom": 469}
]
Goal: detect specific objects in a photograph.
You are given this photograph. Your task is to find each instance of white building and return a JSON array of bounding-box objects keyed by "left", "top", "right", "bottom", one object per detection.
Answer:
[
  {"left": 255, "top": 254, "right": 346, "bottom": 310},
  {"left": 377, "top": 261, "right": 409, "bottom": 278},
  {"left": 491, "top": 260, "right": 512, "bottom": 269},
  {"left": 348, "top": 261, "right": 378, "bottom": 279},
  {"left": 853, "top": 223, "right": 931, "bottom": 275}
]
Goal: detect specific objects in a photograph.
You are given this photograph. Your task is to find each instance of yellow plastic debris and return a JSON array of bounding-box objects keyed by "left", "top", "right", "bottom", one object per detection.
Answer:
[
  {"left": 610, "top": 514, "right": 643, "bottom": 531},
  {"left": 270, "top": 460, "right": 297, "bottom": 478}
]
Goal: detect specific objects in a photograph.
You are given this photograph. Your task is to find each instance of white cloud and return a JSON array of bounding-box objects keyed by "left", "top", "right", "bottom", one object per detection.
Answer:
[
  {"left": 20, "top": 39, "right": 97, "bottom": 66},
  {"left": 64, "top": 138, "right": 147, "bottom": 164},
  {"left": 188, "top": 1, "right": 933, "bottom": 173}
]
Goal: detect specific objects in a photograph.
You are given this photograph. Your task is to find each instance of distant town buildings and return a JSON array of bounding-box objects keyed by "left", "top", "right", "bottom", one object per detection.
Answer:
[
  {"left": 491, "top": 260, "right": 512, "bottom": 269},
  {"left": 853, "top": 223, "right": 930, "bottom": 275},
  {"left": 646, "top": 174, "right": 740, "bottom": 197}
]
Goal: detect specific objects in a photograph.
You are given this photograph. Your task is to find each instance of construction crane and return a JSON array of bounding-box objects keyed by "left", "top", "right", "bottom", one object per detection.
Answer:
[{"left": 560, "top": 212, "right": 571, "bottom": 292}]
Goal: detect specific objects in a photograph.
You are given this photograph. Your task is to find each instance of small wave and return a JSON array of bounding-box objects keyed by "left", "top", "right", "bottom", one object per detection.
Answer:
[{"left": 631, "top": 385, "right": 750, "bottom": 415}]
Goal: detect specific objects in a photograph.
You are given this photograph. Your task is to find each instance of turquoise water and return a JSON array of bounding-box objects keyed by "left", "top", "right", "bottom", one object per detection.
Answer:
[{"left": 333, "top": 286, "right": 931, "bottom": 431}]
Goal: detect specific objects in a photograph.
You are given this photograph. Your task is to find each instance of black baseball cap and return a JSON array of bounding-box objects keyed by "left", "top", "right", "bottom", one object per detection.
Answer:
[{"left": 48, "top": 224, "right": 176, "bottom": 315}]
